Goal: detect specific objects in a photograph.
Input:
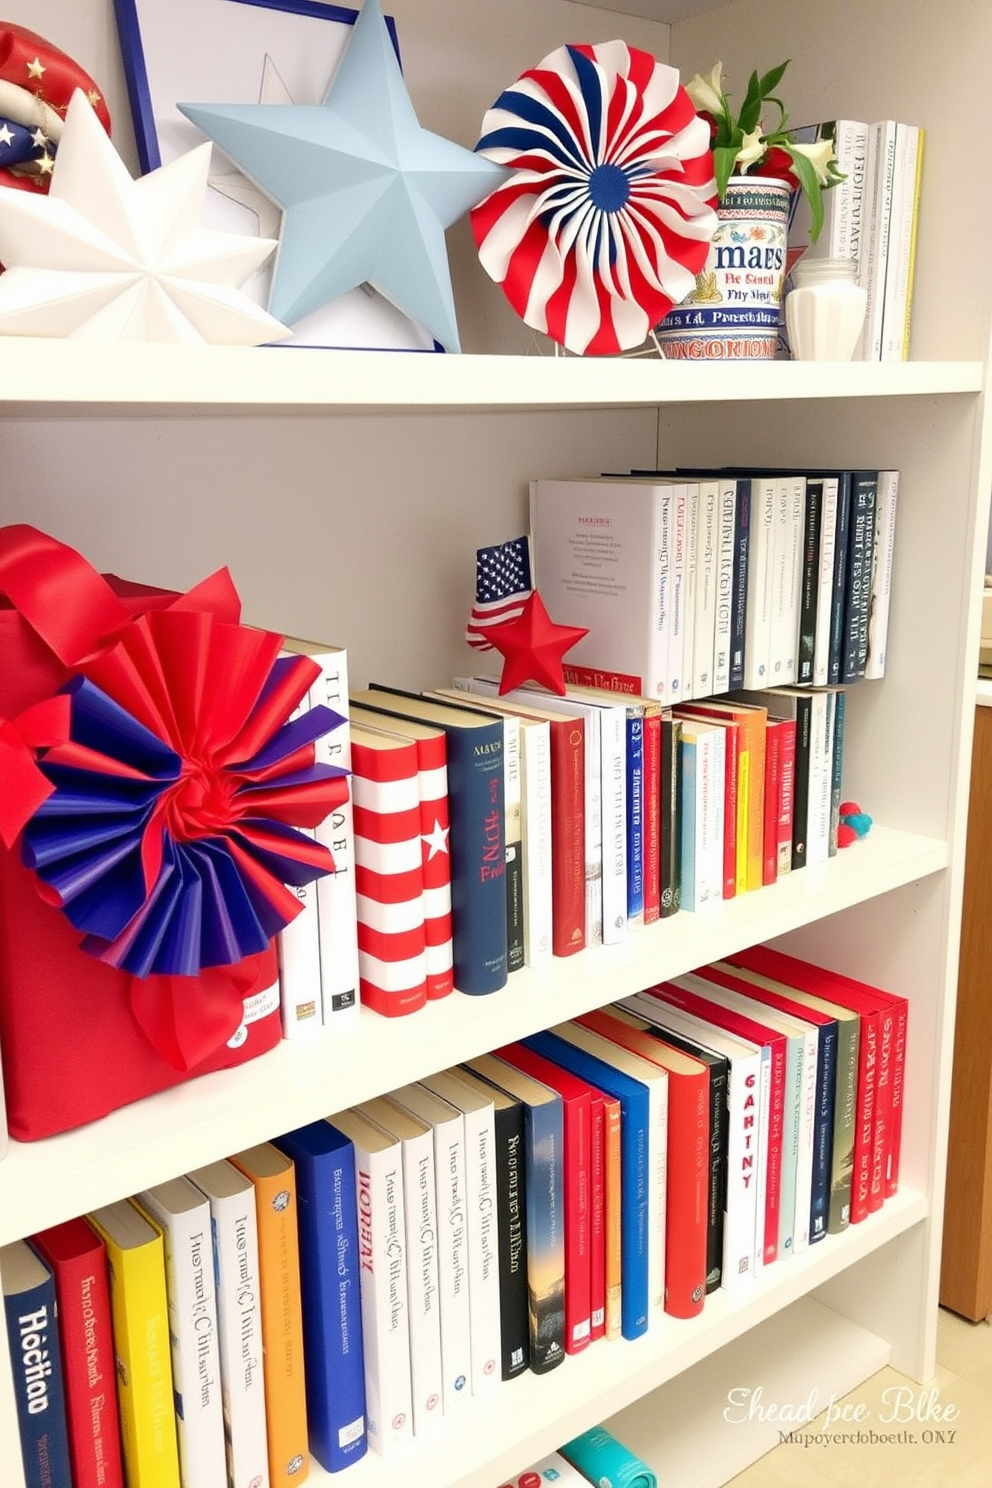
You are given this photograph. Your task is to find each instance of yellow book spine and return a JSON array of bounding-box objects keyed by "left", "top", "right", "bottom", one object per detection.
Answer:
[
  {"left": 231, "top": 1160, "right": 309, "bottom": 1485},
  {"left": 735, "top": 750, "right": 750, "bottom": 896},
  {"left": 744, "top": 720, "right": 766, "bottom": 891},
  {"left": 603, "top": 1096, "right": 623, "bottom": 1341},
  {"left": 88, "top": 1218, "right": 180, "bottom": 1488}
]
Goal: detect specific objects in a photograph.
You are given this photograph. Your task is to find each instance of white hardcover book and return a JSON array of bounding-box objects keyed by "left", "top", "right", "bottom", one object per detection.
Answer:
[
  {"left": 623, "top": 993, "right": 763, "bottom": 1291},
  {"left": 769, "top": 474, "right": 805, "bottom": 686},
  {"left": 680, "top": 482, "right": 699, "bottom": 700},
  {"left": 674, "top": 972, "right": 817, "bottom": 1259},
  {"left": 277, "top": 860, "right": 323, "bottom": 1037},
  {"left": 529, "top": 478, "right": 674, "bottom": 702},
  {"left": 186, "top": 1160, "right": 269, "bottom": 1488},
  {"left": 856, "top": 119, "right": 899, "bottom": 361},
  {"left": 742, "top": 475, "right": 777, "bottom": 688},
  {"left": 516, "top": 717, "right": 554, "bottom": 967},
  {"left": 880, "top": 124, "right": 922, "bottom": 362},
  {"left": 389, "top": 1082, "right": 472, "bottom": 1415},
  {"left": 549, "top": 1020, "right": 668, "bottom": 1322},
  {"left": 357, "top": 1097, "right": 444, "bottom": 1437},
  {"left": 328, "top": 1107, "right": 414, "bottom": 1455},
  {"left": 805, "top": 689, "right": 833, "bottom": 867},
  {"left": 864, "top": 469, "right": 900, "bottom": 679},
  {"left": 691, "top": 479, "right": 721, "bottom": 698},
  {"left": 812, "top": 474, "right": 841, "bottom": 686},
  {"left": 134, "top": 1177, "right": 226, "bottom": 1488},
  {"left": 789, "top": 118, "right": 870, "bottom": 263},
  {"left": 669, "top": 482, "right": 690, "bottom": 702},
  {"left": 713, "top": 477, "right": 738, "bottom": 693},
  {"left": 500, "top": 710, "right": 524, "bottom": 971},
  {"left": 417, "top": 1069, "right": 501, "bottom": 1395},
  {"left": 282, "top": 637, "right": 360, "bottom": 1032}
]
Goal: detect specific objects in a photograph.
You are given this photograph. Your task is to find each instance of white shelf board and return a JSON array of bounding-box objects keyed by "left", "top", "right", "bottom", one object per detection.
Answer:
[
  {"left": 301, "top": 1192, "right": 923, "bottom": 1487},
  {"left": 605, "top": 1295, "right": 894, "bottom": 1488},
  {"left": 0, "top": 823, "right": 945, "bottom": 1245},
  {"left": 0, "top": 339, "right": 981, "bottom": 415}
]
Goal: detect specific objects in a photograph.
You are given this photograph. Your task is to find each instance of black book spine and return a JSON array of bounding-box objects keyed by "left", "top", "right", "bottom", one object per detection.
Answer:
[
  {"left": 729, "top": 480, "right": 752, "bottom": 691},
  {"left": 797, "top": 477, "right": 824, "bottom": 685},
  {"left": 493, "top": 1101, "right": 529, "bottom": 1378},
  {"left": 841, "top": 472, "right": 879, "bottom": 681},
  {"left": 790, "top": 696, "right": 813, "bottom": 870},
  {"left": 827, "top": 473, "right": 853, "bottom": 684}
]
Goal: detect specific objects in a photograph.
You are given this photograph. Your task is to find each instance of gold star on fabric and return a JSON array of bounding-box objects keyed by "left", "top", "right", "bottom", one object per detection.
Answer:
[
  {"left": 35, "top": 154, "right": 54, "bottom": 177},
  {"left": 26, "top": 58, "right": 46, "bottom": 80},
  {"left": 87, "top": 90, "right": 102, "bottom": 109}
]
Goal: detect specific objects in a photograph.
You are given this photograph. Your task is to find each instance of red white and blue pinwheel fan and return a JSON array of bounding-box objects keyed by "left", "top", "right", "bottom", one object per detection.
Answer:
[{"left": 471, "top": 41, "right": 718, "bottom": 356}]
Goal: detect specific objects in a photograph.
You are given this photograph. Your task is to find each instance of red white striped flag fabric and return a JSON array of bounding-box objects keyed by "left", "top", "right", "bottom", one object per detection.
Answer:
[
  {"left": 409, "top": 728, "right": 454, "bottom": 1000},
  {"left": 351, "top": 727, "right": 428, "bottom": 1017},
  {"left": 465, "top": 534, "right": 533, "bottom": 651}
]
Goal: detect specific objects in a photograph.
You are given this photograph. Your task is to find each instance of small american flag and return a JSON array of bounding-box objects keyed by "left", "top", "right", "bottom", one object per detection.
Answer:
[{"left": 465, "top": 535, "right": 533, "bottom": 651}]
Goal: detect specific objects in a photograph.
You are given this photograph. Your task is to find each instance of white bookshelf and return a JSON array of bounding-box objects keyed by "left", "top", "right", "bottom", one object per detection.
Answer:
[{"left": 2, "top": 2, "right": 991, "bottom": 1486}]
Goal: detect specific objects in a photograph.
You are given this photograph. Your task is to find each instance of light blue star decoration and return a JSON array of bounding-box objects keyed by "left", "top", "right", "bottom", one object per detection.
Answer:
[{"left": 179, "top": 0, "right": 507, "bottom": 352}]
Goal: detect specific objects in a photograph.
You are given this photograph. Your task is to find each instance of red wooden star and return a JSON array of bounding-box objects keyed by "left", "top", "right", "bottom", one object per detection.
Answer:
[{"left": 488, "top": 590, "right": 589, "bottom": 696}]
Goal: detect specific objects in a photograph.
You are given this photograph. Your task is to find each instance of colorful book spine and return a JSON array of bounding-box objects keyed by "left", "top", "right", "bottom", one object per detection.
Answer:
[
  {"left": 587, "top": 1093, "right": 607, "bottom": 1341},
  {"left": 227, "top": 1144, "right": 309, "bottom": 1486},
  {"left": 351, "top": 726, "right": 428, "bottom": 1017},
  {"left": 625, "top": 710, "right": 645, "bottom": 924},
  {"left": 660, "top": 713, "right": 682, "bottom": 918},
  {"left": 841, "top": 471, "right": 879, "bottom": 682},
  {"left": 29, "top": 1218, "right": 124, "bottom": 1488},
  {"left": 409, "top": 724, "right": 455, "bottom": 998},
  {"left": 272, "top": 1121, "right": 368, "bottom": 1475},
  {"left": 640, "top": 702, "right": 662, "bottom": 924},
  {"left": 2, "top": 1239, "right": 73, "bottom": 1488}
]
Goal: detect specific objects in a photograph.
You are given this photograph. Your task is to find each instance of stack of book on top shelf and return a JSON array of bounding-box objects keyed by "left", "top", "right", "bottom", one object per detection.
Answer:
[
  {"left": 785, "top": 116, "right": 925, "bottom": 361},
  {"left": 1, "top": 947, "right": 907, "bottom": 1483}
]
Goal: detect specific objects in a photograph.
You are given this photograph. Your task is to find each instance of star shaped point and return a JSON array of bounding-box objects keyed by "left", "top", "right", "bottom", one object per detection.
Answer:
[
  {"left": 178, "top": 0, "right": 505, "bottom": 349},
  {"left": 422, "top": 817, "right": 450, "bottom": 860},
  {"left": 488, "top": 591, "right": 589, "bottom": 696}
]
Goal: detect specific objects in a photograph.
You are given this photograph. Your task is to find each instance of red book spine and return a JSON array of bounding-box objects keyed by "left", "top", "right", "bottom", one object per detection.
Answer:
[
  {"left": 546, "top": 718, "right": 585, "bottom": 957},
  {"left": 721, "top": 724, "right": 739, "bottom": 898},
  {"left": 645, "top": 981, "right": 786, "bottom": 1266},
  {"left": 771, "top": 717, "right": 796, "bottom": 876},
  {"left": 352, "top": 736, "right": 428, "bottom": 1016},
  {"left": 587, "top": 1095, "right": 607, "bottom": 1341},
  {"left": 641, "top": 711, "right": 662, "bottom": 924},
  {"left": 762, "top": 718, "right": 781, "bottom": 886},
  {"left": 412, "top": 733, "right": 454, "bottom": 1000},
  {"left": 577, "top": 1007, "right": 709, "bottom": 1319},
  {"left": 729, "top": 944, "right": 898, "bottom": 1219},
  {"left": 31, "top": 1218, "right": 125, "bottom": 1488},
  {"left": 493, "top": 1042, "right": 592, "bottom": 1352}
]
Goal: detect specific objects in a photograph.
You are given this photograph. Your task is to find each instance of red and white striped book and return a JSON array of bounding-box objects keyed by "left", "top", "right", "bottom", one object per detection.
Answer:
[
  {"left": 351, "top": 725, "right": 428, "bottom": 1017},
  {"left": 352, "top": 705, "right": 453, "bottom": 1001}
]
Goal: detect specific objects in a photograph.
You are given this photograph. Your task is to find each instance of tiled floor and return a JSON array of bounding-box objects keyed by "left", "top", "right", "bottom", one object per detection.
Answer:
[{"left": 728, "top": 1308, "right": 992, "bottom": 1485}]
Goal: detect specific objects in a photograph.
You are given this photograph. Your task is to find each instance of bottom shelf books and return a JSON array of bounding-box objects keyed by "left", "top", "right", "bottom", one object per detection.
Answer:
[
  {"left": 1, "top": 946, "right": 908, "bottom": 1484},
  {"left": 501, "top": 1424, "right": 658, "bottom": 1488}
]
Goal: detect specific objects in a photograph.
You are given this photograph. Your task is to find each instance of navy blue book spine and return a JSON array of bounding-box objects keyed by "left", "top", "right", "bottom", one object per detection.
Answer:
[
  {"left": 5, "top": 1246, "right": 72, "bottom": 1488},
  {"left": 827, "top": 472, "right": 854, "bottom": 683},
  {"left": 841, "top": 471, "right": 879, "bottom": 682},
  {"left": 809, "top": 1023, "right": 839, "bottom": 1244},
  {"left": 790, "top": 694, "right": 813, "bottom": 871},
  {"left": 274, "top": 1121, "right": 368, "bottom": 1474},
  {"left": 729, "top": 479, "right": 752, "bottom": 690},
  {"left": 626, "top": 712, "right": 644, "bottom": 920},
  {"left": 364, "top": 688, "right": 508, "bottom": 994},
  {"left": 522, "top": 1030, "right": 649, "bottom": 1339}
]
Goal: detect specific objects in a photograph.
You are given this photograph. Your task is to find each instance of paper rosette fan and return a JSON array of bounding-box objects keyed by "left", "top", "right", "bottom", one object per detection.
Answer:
[
  {"left": 15, "top": 612, "right": 348, "bottom": 979},
  {"left": 471, "top": 41, "right": 718, "bottom": 356},
  {"left": 0, "top": 21, "right": 111, "bottom": 193}
]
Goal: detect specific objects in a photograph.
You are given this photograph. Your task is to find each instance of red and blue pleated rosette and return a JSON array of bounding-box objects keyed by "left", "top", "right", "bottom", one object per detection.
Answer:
[
  {"left": 0, "top": 22, "right": 111, "bottom": 193},
  {"left": 471, "top": 41, "right": 718, "bottom": 356},
  {"left": 13, "top": 609, "right": 347, "bottom": 979}
]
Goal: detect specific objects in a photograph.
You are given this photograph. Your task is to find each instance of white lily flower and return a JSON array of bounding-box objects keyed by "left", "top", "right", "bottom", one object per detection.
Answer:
[
  {"left": 789, "top": 138, "right": 838, "bottom": 185},
  {"left": 735, "top": 128, "right": 766, "bottom": 171},
  {"left": 685, "top": 61, "right": 725, "bottom": 115}
]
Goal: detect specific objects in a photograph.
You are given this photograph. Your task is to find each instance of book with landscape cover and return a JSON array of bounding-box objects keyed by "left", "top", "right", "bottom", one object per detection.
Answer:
[
  {"left": 186, "top": 1160, "right": 268, "bottom": 1487},
  {"left": 132, "top": 1177, "right": 225, "bottom": 1488},
  {"left": 418, "top": 1068, "right": 503, "bottom": 1391},
  {"left": 282, "top": 636, "right": 359, "bottom": 1031},
  {"left": 660, "top": 711, "right": 683, "bottom": 917},
  {"left": 357, "top": 1097, "right": 445, "bottom": 1435},
  {"left": 352, "top": 687, "right": 507, "bottom": 993},
  {"left": 30, "top": 1217, "right": 124, "bottom": 1488},
  {"left": 86, "top": 1198, "right": 181, "bottom": 1488},
  {"left": 351, "top": 703, "right": 454, "bottom": 1000},
  {"left": 350, "top": 722, "right": 429, "bottom": 1017},
  {"left": 491, "top": 1041, "right": 594, "bottom": 1354},
  {"left": 228, "top": 1143, "right": 309, "bottom": 1485},
  {"left": 389, "top": 1081, "right": 474, "bottom": 1409},
  {"left": 578, "top": 1006, "right": 710, "bottom": 1318},
  {"left": 2, "top": 1239, "right": 73, "bottom": 1488},
  {"left": 272, "top": 1120, "right": 368, "bottom": 1475},
  {"left": 326, "top": 1108, "right": 413, "bottom": 1456}
]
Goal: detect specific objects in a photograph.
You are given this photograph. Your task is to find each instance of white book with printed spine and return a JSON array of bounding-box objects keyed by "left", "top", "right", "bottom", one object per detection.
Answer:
[
  {"left": 864, "top": 469, "right": 900, "bottom": 679},
  {"left": 356, "top": 1096, "right": 444, "bottom": 1437},
  {"left": 185, "top": 1159, "right": 268, "bottom": 1488},
  {"left": 327, "top": 1107, "right": 414, "bottom": 1456}
]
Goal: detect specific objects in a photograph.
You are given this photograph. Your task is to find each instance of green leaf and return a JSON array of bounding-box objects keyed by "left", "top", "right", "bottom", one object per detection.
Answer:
[
  {"left": 786, "top": 148, "right": 825, "bottom": 240},
  {"left": 713, "top": 144, "right": 740, "bottom": 200},
  {"left": 758, "top": 61, "right": 790, "bottom": 97}
]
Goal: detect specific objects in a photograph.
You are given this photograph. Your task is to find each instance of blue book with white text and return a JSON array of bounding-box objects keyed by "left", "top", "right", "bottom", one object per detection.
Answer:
[{"left": 2, "top": 1239, "right": 72, "bottom": 1488}]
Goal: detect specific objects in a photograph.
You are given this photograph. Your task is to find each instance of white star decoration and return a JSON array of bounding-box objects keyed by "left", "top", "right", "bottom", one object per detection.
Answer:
[
  {"left": 422, "top": 818, "right": 451, "bottom": 860},
  {"left": 0, "top": 90, "right": 291, "bottom": 344}
]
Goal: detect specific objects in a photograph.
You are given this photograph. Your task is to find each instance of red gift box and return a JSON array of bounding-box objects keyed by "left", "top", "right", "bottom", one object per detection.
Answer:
[{"left": 0, "top": 526, "right": 344, "bottom": 1140}]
